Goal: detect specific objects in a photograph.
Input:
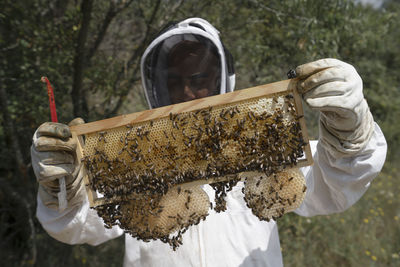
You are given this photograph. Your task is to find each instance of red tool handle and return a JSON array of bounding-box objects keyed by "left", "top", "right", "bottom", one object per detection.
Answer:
[
  {"left": 40, "top": 76, "right": 68, "bottom": 211},
  {"left": 41, "top": 76, "right": 58, "bottom": 123}
]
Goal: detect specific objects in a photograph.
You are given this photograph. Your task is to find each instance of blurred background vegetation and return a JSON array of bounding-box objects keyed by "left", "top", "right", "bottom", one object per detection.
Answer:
[{"left": 1, "top": 0, "right": 399, "bottom": 266}]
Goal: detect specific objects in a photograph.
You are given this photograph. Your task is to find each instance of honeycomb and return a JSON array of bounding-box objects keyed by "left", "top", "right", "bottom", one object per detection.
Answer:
[{"left": 74, "top": 84, "right": 312, "bottom": 250}]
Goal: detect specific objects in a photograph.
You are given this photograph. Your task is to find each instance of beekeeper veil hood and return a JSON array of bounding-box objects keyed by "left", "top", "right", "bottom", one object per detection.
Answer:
[{"left": 141, "top": 18, "right": 235, "bottom": 109}]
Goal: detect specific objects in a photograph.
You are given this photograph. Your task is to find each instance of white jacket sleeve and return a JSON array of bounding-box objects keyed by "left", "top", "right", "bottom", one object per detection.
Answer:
[
  {"left": 36, "top": 194, "right": 124, "bottom": 246},
  {"left": 295, "top": 122, "right": 387, "bottom": 217}
]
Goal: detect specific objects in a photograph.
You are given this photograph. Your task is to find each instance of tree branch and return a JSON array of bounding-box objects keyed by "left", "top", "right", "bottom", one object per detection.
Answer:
[
  {"left": 259, "top": 3, "right": 314, "bottom": 23},
  {"left": 115, "top": 0, "right": 136, "bottom": 13},
  {"left": 105, "top": 0, "right": 163, "bottom": 116},
  {"left": 87, "top": 0, "right": 136, "bottom": 63},
  {"left": 86, "top": 3, "right": 116, "bottom": 62}
]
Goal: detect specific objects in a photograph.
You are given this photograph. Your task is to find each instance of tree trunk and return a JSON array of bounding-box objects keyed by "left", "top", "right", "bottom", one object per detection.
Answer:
[
  {"left": 72, "top": 0, "right": 93, "bottom": 119},
  {"left": 0, "top": 82, "right": 28, "bottom": 179}
]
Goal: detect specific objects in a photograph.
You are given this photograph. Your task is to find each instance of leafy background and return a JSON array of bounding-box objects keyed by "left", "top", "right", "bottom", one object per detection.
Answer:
[{"left": 1, "top": 0, "right": 399, "bottom": 266}]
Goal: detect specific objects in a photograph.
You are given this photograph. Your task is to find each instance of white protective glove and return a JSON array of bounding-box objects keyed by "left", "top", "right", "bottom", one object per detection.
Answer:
[
  {"left": 31, "top": 118, "right": 87, "bottom": 210},
  {"left": 296, "top": 58, "right": 375, "bottom": 158}
]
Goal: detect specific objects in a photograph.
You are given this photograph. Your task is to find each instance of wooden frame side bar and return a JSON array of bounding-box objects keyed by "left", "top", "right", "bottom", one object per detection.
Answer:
[
  {"left": 290, "top": 79, "right": 314, "bottom": 167},
  {"left": 72, "top": 132, "right": 97, "bottom": 206}
]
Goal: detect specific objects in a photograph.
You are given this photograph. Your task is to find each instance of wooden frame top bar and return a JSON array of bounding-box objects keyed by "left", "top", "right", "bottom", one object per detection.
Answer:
[{"left": 70, "top": 79, "right": 297, "bottom": 136}]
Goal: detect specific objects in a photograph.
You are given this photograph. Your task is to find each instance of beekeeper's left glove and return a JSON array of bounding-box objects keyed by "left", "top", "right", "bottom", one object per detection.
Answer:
[{"left": 296, "top": 58, "right": 374, "bottom": 158}]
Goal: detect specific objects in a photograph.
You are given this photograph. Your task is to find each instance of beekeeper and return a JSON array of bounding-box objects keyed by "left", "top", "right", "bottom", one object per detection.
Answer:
[{"left": 32, "top": 18, "right": 387, "bottom": 266}]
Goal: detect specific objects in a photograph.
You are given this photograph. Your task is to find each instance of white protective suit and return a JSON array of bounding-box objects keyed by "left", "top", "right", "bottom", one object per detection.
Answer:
[{"left": 35, "top": 18, "right": 387, "bottom": 267}]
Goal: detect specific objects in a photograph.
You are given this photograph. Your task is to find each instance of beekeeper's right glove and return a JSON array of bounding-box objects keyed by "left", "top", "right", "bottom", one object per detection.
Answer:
[{"left": 31, "top": 118, "right": 86, "bottom": 210}]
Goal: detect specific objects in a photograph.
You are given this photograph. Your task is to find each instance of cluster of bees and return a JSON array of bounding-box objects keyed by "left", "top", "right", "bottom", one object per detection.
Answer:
[
  {"left": 81, "top": 93, "right": 307, "bottom": 249},
  {"left": 243, "top": 169, "right": 307, "bottom": 221},
  {"left": 94, "top": 185, "right": 210, "bottom": 250}
]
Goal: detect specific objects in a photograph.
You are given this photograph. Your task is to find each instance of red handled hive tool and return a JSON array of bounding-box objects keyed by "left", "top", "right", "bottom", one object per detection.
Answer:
[{"left": 41, "top": 76, "right": 67, "bottom": 212}]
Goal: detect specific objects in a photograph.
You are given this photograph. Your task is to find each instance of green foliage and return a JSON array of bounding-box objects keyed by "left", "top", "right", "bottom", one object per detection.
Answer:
[
  {"left": 279, "top": 162, "right": 400, "bottom": 266},
  {"left": 0, "top": 0, "right": 399, "bottom": 266}
]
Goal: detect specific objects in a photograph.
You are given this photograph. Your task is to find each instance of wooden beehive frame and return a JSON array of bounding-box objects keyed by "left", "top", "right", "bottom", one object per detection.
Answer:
[{"left": 70, "top": 79, "right": 313, "bottom": 207}]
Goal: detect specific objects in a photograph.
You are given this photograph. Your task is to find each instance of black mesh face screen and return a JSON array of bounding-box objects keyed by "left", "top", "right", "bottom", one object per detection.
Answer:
[{"left": 144, "top": 34, "right": 222, "bottom": 108}]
